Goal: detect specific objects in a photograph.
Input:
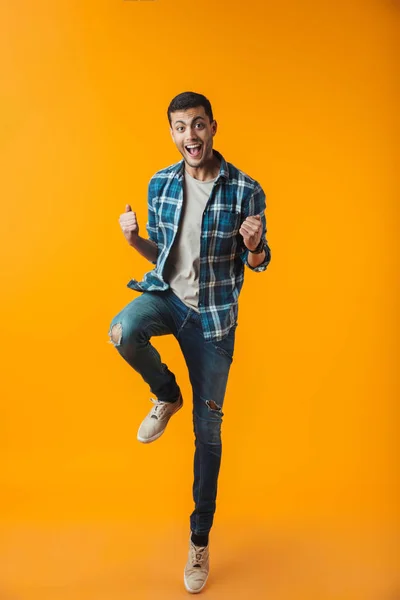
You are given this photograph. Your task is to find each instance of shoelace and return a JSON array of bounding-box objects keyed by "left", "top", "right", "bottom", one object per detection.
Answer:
[
  {"left": 149, "top": 398, "right": 169, "bottom": 420},
  {"left": 190, "top": 543, "right": 207, "bottom": 568}
]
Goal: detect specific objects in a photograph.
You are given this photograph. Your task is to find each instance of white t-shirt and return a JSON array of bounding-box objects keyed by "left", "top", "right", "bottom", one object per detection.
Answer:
[{"left": 164, "top": 170, "right": 217, "bottom": 311}]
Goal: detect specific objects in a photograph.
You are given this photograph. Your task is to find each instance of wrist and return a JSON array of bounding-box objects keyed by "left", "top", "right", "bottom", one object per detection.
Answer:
[
  {"left": 247, "top": 248, "right": 266, "bottom": 268},
  {"left": 128, "top": 233, "right": 141, "bottom": 248},
  {"left": 248, "top": 238, "right": 264, "bottom": 254}
]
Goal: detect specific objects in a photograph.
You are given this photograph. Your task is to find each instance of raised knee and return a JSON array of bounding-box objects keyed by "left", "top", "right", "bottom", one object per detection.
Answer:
[
  {"left": 108, "top": 318, "right": 145, "bottom": 349},
  {"left": 109, "top": 322, "right": 123, "bottom": 346}
]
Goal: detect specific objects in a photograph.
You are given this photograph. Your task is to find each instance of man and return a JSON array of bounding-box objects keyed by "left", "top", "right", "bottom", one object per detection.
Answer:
[{"left": 108, "top": 91, "right": 271, "bottom": 594}]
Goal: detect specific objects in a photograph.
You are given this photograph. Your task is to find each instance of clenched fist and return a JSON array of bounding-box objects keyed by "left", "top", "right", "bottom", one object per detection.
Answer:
[
  {"left": 119, "top": 204, "right": 139, "bottom": 246},
  {"left": 239, "top": 214, "right": 262, "bottom": 251}
]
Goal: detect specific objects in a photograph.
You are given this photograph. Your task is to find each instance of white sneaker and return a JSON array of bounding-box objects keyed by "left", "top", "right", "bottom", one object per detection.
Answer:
[
  {"left": 137, "top": 394, "right": 183, "bottom": 443},
  {"left": 184, "top": 538, "right": 210, "bottom": 594}
]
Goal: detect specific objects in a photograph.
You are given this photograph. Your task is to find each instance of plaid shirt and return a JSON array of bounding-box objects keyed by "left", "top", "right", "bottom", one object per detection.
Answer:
[{"left": 127, "top": 149, "right": 271, "bottom": 341}]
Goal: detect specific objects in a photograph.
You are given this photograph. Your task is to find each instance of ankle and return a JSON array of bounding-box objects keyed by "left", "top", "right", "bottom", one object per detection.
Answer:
[{"left": 191, "top": 532, "right": 209, "bottom": 547}]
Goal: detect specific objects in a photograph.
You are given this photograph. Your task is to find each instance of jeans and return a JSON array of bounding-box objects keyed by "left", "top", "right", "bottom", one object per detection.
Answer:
[{"left": 108, "top": 289, "right": 235, "bottom": 535}]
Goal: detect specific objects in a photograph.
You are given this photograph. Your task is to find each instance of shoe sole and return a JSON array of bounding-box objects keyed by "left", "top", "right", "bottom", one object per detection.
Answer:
[
  {"left": 137, "top": 400, "right": 183, "bottom": 444},
  {"left": 183, "top": 569, "right": 209, "bottom": 594}
]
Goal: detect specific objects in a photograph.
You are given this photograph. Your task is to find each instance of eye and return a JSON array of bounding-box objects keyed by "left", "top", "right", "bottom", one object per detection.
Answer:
[{"left": 195, "top": 123, "right": 204, "bottom": 129}]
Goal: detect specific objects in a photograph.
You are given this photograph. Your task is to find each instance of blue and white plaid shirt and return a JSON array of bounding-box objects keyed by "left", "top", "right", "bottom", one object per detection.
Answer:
[{"left": 127, "top": 149, "right": 271, "bottom": 341}]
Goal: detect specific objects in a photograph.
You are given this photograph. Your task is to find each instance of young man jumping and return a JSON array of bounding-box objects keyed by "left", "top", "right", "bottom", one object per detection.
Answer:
[{"left": 108, "top": 91, "right": 271, "bottom": 594}]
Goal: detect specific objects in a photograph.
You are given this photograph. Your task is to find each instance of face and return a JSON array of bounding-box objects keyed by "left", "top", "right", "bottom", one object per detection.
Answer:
[{"left": 169, "top": 106, "right": 217, "bottom": 168}]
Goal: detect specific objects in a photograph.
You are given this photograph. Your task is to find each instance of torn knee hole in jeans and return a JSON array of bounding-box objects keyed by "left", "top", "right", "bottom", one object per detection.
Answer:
[
  {"left": 206, "top": 400, "right": 222, "bottom": 413},
  {"left": 108, "top": 323, "right": 122, "bottom": 346}
]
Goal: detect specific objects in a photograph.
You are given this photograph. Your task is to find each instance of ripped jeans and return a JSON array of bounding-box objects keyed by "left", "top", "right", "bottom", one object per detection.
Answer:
[{"left": 108, "top": 288, "right": 235, "bottom": 536}]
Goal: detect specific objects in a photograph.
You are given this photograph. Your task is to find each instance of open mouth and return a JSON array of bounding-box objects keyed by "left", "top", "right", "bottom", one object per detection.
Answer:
[{"left": 185, "top": 143, "right": 202, "bottom": 158}]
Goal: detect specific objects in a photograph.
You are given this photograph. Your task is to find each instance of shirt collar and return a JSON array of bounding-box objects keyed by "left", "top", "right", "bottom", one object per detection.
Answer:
[{"left": 174, "top": 149, "right": 229, "bottom": 183}]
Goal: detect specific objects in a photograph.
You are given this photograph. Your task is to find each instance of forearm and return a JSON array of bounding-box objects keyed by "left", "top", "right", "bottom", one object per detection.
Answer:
[
  {"left": 247, "top": 249, "right": 266, "bottom": 268},
  {"left": 130, "top": 235, "right": 158, "bottom": 263}
]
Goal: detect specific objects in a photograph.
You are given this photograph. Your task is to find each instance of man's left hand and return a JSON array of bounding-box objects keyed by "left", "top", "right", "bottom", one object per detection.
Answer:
[{"left": 239, "top": 214, "right": 263, "bottom": 251}]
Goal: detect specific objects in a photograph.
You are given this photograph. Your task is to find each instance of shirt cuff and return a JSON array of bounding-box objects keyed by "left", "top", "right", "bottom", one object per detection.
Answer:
[{"left": 242, "top": 243, "right": 271, "bottom": 272}]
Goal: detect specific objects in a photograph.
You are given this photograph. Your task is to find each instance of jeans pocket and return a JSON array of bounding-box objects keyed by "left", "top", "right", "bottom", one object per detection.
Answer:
[
  {"left": 212, "top": 343, "right": 233, "bottom": 360},
  {"left": 210, "top": 327, "right": 236, "bottom": 361}
]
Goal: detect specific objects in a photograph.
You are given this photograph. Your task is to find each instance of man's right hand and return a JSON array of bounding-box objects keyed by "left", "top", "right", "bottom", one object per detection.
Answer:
[{"left": 119, "top": 204, "right": 139, "bottom": 246}]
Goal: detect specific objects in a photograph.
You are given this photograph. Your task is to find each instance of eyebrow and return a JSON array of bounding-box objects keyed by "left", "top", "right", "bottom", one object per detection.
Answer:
[{"left": 173, "top": 116, "right": 206, "bottom": 126}]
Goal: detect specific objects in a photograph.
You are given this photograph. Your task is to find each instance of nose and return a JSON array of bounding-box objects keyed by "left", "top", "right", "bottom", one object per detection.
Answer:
[{"left": 185, "top": 126, "right": 199, "bottom": 144}]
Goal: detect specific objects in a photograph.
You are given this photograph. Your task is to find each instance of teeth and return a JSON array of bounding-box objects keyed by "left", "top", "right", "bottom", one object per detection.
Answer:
[{"left": 186, "top": 144, "right": 201, "bottom": 148}]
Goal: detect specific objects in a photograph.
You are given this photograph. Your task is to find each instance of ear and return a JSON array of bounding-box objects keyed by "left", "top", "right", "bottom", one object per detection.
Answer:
[{"left": 211, "top": 120, "right": 218, "bottom": 136}]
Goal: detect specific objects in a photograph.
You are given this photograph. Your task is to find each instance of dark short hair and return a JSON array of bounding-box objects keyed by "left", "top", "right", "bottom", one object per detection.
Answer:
[{"left": 167, "top": 91, "right": 214, "bottom": 126}]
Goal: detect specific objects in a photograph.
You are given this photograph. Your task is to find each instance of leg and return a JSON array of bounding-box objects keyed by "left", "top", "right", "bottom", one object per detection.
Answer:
[
  {"left": 178, "top": 313, "right": 236, "bottom": 537},
  {"left": 108, "top": 291, "right": 181, "bottom": 402}
]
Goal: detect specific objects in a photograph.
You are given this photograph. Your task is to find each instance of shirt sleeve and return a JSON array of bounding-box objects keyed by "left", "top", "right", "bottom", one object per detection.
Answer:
[
  {"left": 146, "top": 178, "right": 157, "bottom": 244},
  {"left": 240, "top": 181, "right": 271, "bottom": 272},
  {"left": 146, "top": 177, "right": 159, "bottom": 263}
]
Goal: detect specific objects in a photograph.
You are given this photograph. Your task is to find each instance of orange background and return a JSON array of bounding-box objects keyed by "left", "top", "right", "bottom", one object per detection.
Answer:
[{"left": 0, "top": 0, "right": 398, "bottom": 598}]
